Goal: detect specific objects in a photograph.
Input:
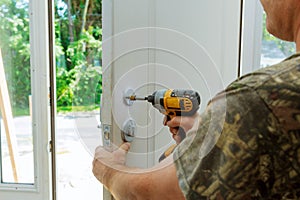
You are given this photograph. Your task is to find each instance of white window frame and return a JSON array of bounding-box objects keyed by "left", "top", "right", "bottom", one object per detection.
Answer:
[
  {"left": 240, "top": 0, "right": 263, "bottom": 76},
  {"left": 0, "top": 0, "right": 53, "bottom": 199}
]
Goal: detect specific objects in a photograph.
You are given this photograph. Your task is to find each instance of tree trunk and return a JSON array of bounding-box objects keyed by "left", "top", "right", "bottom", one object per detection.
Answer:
[
  {"left": 67, "top": 0, "right": 74, "bottom": 42},
  {"left": 81, "top": 0, "right": 90, "bottom": 34}
]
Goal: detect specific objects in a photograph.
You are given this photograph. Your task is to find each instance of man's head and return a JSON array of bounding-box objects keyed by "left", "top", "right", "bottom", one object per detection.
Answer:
[{"left": 260, "top": 0, "right": 300, "bottom": 43}]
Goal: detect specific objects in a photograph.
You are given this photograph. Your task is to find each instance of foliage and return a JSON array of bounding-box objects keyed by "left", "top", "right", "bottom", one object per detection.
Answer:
[
  {"left": 56, "top": 63, "right": 102, "bottom": 107},
  {"left": 0, "top": 0, "right": 102, "bottom": 114},
  {"left": 56, "top": 2, "right": 102, "bottom": 106},
  {"left": 0, "top": 0, "right": 31, "bottom": 110},
  {"left": 57, "top": 105, "right": 99, "bottom": 113}
]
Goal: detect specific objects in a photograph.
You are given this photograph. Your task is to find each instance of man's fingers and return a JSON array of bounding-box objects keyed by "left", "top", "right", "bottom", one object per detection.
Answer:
[
  {"left": 166, "top": 113, "right": 200, "bottom": 133},
  {"left": 111, "top": 143, "right": 131, "bottom": 165},
  {"left": 166, "top": 117, "right": 181, "bottom": 128},
  {"left": 94, "top": 145, "right": 110, "bottom": 159},
  {"left": 172, "top": 132, "right": 182, "bottom": 144},
  {"left": 163, "top": 116, "right": 168, "bottom": 126},
  {"left": 119, "top": 142, "right": 131, "bottom": 152},
  {"left": 169, "top": 127, "right": 178, "bottom": 135},
  {"left": 93, "top": 143, "right": 131, "bottom": 171}
]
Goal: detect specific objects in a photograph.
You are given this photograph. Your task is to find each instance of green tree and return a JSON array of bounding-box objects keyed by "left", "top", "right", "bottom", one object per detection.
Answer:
[
  {"left": 55, "top": 0, "right": 102, "bottom": 109},
  {"left": 0, "top": 0, "right": 31, "bottom": 112},
  {"left": 0, "top": 0, "right": 102, "bottom": 114}
]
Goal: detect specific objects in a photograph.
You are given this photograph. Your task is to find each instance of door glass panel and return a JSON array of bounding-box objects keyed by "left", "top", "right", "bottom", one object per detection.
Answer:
[
  {"left": 260, "top": 12, "right": 296, "bottom": 67},
  {"left": 55, "top": 0, "right": 103, "bottom": 199},
  {"left": 0, "top": 0, "right": 34, "bottom": 184}
]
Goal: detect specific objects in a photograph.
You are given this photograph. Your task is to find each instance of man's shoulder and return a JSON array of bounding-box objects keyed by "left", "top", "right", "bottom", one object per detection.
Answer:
[
  {"left": 225, "top": 52, "right": 300, "bottom": 133},
  {"left": 227, "top": 53, "right": 300, "bottom": 91}
]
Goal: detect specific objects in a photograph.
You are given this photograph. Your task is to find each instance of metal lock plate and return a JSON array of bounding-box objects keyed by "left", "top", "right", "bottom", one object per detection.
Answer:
[
  {"left": 121, "top": 118, "right": 136, "bottom": 142},
  {"left": 102, "top": 124, "right": 112, "bottom": 149},
  {"left": 123, "top": 88, "right": 135, "bottom": 106}
]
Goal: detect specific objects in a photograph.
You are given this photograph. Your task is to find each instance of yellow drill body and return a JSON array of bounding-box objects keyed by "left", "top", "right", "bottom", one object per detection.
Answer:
[{"left": 128, "top": 88, "right": 201, "bottom": 161}]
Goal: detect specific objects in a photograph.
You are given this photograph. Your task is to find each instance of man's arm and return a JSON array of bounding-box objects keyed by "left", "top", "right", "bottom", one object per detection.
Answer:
[
  {"left": 93, "top": 113, "right": 200, "bottom": 199},
  {"left": 92, "top": 143, "right": 185, "bottom": 200}
]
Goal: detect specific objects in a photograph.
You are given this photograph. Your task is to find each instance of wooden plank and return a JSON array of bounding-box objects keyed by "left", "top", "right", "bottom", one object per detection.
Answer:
[{"left": 0, "top": 48, "right": 19, "bottom": 182}]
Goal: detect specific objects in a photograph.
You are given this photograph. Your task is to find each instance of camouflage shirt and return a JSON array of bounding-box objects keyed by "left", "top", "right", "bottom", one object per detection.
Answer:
[{"left": 174, "top": 53, "right": 300, "bottom": 200}]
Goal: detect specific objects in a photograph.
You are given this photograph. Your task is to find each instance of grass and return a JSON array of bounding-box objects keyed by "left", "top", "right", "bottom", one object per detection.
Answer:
[
  {"left": 13, "top": 108, "right": 30, "bottom": 116},
  {"left": 57, "top": 105, "right": 100, "bottom": 113}
]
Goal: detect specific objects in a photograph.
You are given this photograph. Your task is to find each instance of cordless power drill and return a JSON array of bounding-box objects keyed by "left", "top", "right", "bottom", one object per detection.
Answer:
[{"left": 128, "top": 89, "right": 201, "bottom": 161}]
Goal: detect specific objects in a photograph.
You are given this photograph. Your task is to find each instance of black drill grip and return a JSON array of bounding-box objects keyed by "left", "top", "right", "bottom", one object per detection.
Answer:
[{"left": 164, "top": 115, "right": 186, "bottom": 141}]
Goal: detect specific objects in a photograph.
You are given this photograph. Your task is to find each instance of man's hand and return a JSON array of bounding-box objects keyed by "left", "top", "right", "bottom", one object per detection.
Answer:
[
  {"left": 165, "top": 113, "right": 200, "bottom": 144},
  {"left": 92, "top": 142, "right": 185, "bottom": 200},
  {"left": 92, "top": 143, "right": 131, "bottom": 188}
]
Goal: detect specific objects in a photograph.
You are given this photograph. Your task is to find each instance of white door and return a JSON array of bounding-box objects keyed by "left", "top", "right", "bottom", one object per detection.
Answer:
[
  {"left": 102, "top": 0, "right": 242, "bottom": 198},
  {"left": 0, "top": 0, "right": 53, "bottom": 199},
  {"left": 102, "top": 0, "right": 242, "bottom": 161}
]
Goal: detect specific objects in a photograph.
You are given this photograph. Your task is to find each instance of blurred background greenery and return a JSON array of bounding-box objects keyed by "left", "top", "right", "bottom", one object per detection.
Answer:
[
  {"left": 0, "top": 0, "right": 102, "bottom": 115},
  {"left": 0, "top": 1, "right": 296, "bottom": 115}
]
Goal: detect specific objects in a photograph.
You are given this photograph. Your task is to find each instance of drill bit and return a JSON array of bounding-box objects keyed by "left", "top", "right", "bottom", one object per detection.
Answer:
[{"left": 126, "top": 95, "right": 147, "bottom": 101}]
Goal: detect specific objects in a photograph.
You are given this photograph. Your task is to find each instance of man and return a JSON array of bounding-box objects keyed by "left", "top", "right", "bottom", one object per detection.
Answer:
[{"left": 93, "top": 0, "right": 300, "bottom": 199}]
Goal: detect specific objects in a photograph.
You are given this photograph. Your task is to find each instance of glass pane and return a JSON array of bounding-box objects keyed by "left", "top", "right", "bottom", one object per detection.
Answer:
[
  {"left": 55, "top": 0, "right": 103, "bottom": 199},
  {"left": 260, "top": 12, "right": 296, "bottom": 67},
  {"left": 0, "top": 0, "right": 34, "bottom": 184}
]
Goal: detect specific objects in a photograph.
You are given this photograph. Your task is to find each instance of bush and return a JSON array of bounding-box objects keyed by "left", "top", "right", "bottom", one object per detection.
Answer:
[{"left": 56, "top": 27, "right": 102, "bottom": 108}]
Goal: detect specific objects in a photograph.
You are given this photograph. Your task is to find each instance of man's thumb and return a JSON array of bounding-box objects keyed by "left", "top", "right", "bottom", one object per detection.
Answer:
[{"left": 120, "top": 142, "right": 131, "bottom": 152}]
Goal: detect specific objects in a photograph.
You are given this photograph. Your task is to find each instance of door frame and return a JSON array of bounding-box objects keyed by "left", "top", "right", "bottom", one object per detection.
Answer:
[
  {"left": 0, "top": 0, "right": 53, "bottom": 199},
  {"left": 240, "top": 0, "right": 263, "bottom": 75}
]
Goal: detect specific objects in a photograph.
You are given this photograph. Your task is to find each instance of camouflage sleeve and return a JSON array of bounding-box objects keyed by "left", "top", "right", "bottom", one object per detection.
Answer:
[{"left": 173, "top": 85, "right": 274, "bottom": 199}]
